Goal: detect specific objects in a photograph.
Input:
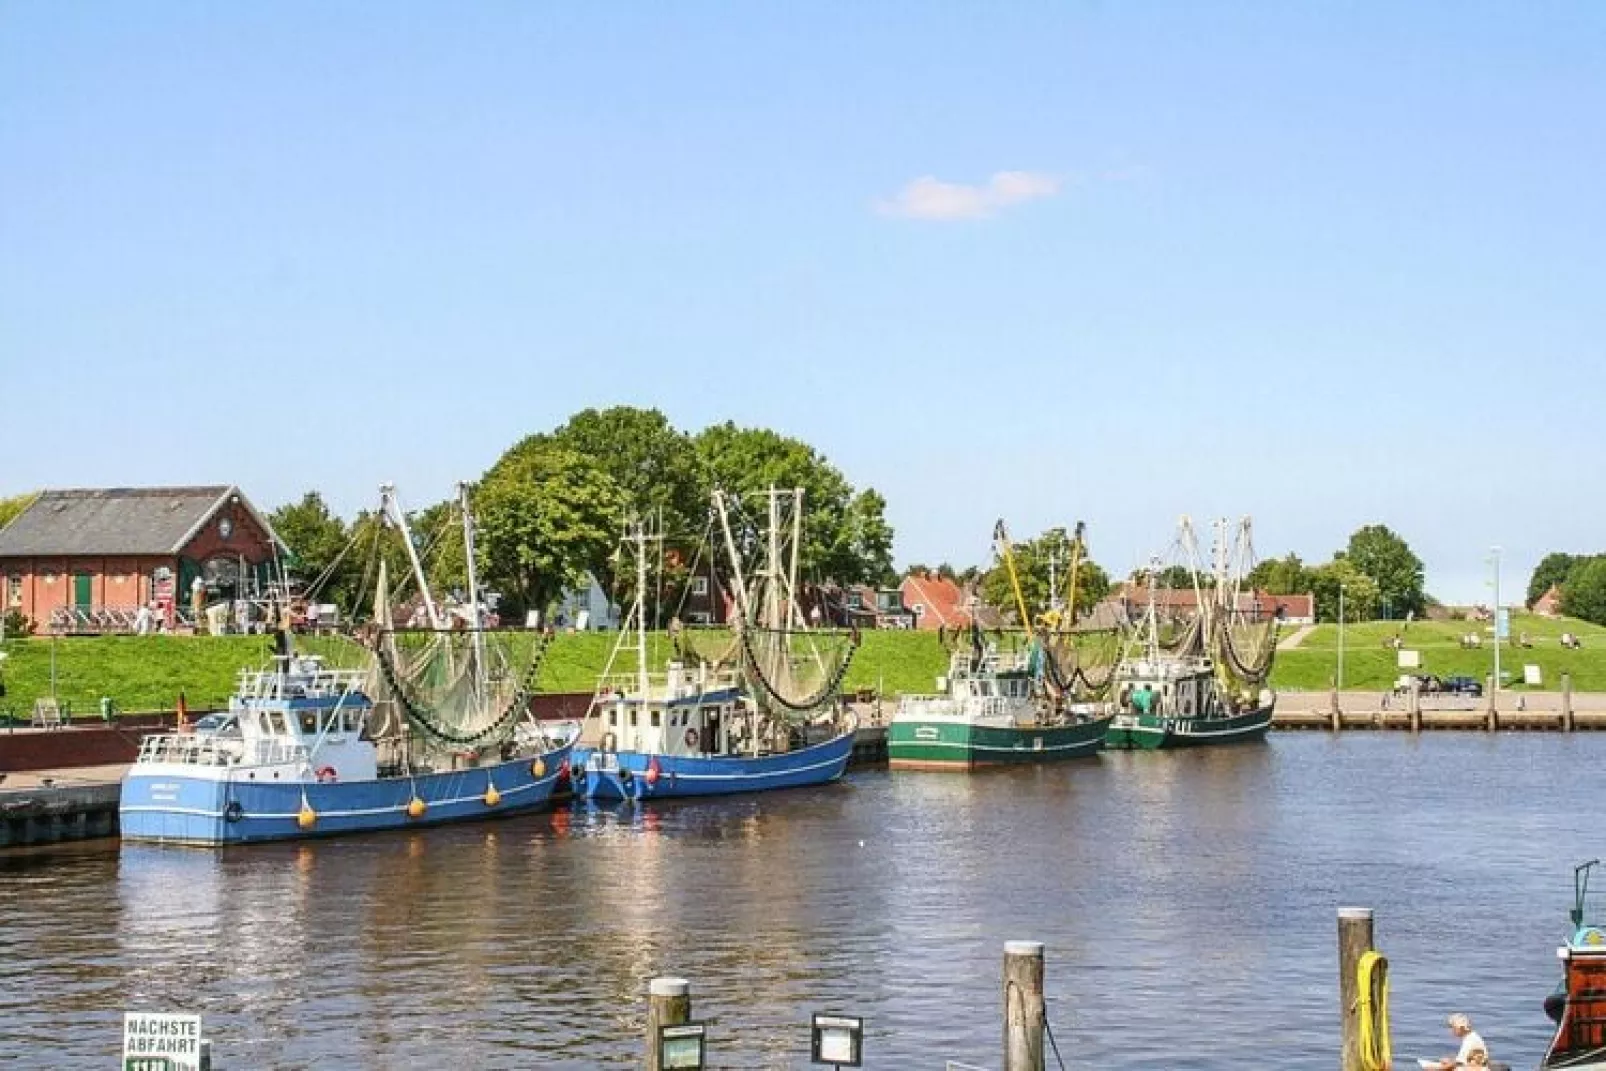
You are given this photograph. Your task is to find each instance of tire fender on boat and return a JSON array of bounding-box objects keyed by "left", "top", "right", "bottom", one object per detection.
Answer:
[{"left": 223, "top": 800, "right": 244, "bottom": 824}]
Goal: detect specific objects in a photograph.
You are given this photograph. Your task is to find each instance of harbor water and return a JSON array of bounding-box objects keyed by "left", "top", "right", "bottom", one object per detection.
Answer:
[{"left": 0, "top": 733, "right": 1596, "bottom": 1068}]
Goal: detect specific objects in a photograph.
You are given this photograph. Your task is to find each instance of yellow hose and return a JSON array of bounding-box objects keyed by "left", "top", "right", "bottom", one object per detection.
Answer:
[{"left": 1356, "top": 949, "right": 1392, "bottom": 1071}]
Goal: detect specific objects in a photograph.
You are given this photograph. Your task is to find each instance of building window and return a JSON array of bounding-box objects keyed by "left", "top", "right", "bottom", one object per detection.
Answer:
[
  {"left": 912, "top": 604, "right": 925, "bottom": 617},
  {"left": 846, "top": 591, "right": 863, "bottom": 609},
  {"left": 877, "top": 591, "right": 902, "bottom": 611},
  {"left": 691, "top": 576, "right": 709, "bottom": 596},
  {"left": 5, "top": 575, "right": 19, "bottom": 608},
  {"left": 686, "top": 612, "right": 711, "bottom": 625}
]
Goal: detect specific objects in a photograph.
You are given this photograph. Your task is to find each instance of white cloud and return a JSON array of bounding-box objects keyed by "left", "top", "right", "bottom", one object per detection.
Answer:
[{"left": 877, "top": 170, "right": 1063, "bottom": 221}]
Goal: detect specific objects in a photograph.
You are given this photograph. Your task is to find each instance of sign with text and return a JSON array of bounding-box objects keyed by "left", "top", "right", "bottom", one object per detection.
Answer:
[
  {"left": 1526, "top": 664, "right": 1543, "bottom": 686},
  {"left": 123, "top": 1013, "right": 201, "bottom": 1071},
  {"left": 1397, "top": 649, "right": 1421, "bottom": 669}
]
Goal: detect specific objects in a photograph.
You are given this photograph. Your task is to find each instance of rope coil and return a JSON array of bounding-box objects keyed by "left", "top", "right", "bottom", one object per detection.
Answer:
[{"left": 1355, "top": 949, "right": 1392, "bottom": 1071}]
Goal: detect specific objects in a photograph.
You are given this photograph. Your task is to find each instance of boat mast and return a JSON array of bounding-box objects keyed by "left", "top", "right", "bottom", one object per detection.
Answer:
[
  {"left": 1145, "top": 555, "right": 1161, "bottom": 664},
  {"left": 381, "top": 483, "right": 442, "bottom": 630},
  {"left": 630, "top": 518, "right": 652, "bottom": 701},
  {"left": 712, "top": 490, "right": 751, "bottom": 622},
  {"left": 787, "top": 487, "right": 803, "bottom": 631},
  {"left": 458, "top": 481, "right": 486, "bottom": 698}
]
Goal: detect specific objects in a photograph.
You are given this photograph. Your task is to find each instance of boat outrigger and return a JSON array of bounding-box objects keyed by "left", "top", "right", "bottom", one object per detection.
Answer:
[
  {"left": 119, "top": 483, "right": 577, "bottom": 844},
  {"left": 570, "top": 488, "right": 858, "bottom": 801}
]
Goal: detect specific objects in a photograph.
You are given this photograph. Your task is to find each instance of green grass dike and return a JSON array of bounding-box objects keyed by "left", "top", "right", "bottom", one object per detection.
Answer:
[
  {"left": 0, "top": 627, "right": 954, "bottom": 718},
  {"left": 1267, "top": 612, "right": 1606, "bottom": 691},
  {"left": 4, "top": 613, "right": 1598, "bottom": 718}
]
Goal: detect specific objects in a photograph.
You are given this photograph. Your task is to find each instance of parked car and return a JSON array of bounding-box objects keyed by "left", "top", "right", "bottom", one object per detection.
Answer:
[
  {"left": 1441, "top": 675, "right": 1484, "bottom": 697},
  {"left": 1394, "top": 673, "right": 1444, "bottom": 695}
]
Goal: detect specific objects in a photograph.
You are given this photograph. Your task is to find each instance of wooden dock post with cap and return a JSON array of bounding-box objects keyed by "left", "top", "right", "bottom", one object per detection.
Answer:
[
  {"left": 1003, "top": 940, "right": 1046, "bottom": 1071},
  {"left": 1338, "top": 907, "right": 1375, "bottom": 1071},
  {"left": 645, "top": 976, "right": 691, "bottom": 1071},
  {"left": 1563, "top": 673, "right": 1575, "bottom": 732}
]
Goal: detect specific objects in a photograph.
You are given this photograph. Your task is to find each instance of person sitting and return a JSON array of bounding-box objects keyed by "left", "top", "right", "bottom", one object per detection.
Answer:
[{"left": 1429, "top": 1012, "right": 1489, "bottom": 1069}]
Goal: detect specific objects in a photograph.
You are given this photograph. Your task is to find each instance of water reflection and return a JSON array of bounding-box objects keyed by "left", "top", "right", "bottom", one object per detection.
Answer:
[{"left": 0, "top": 738, "right": 1596, "bottom": 1067}]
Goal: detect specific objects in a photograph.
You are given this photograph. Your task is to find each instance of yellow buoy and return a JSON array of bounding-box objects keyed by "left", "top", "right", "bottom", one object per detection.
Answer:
[
  {"left": 484, "top": 784, "right": 502, "bottom": 807},
  {"left": 531, "top": 758, "right": 547, "bottom": 779},
  {"left": 297, "top": 803, "right": 317, "bottom": 829},
  {"left": 407, "top": 797, "right": 427, "bottom": 819}
]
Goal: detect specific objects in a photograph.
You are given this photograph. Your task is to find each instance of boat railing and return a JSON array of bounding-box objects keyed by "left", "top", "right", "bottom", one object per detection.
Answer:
[
  {"left": 237, "top": 666, "right": 369, "bottom": 701},
  {"left": 595, "top": 666, "right": 741, "bottom": 702},
  {"left": 136, "top": 733, "right": 240, "bottom": 767}
]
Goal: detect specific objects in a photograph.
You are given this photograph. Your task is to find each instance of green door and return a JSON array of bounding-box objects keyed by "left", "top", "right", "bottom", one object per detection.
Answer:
[{"left": 74, "top": 573, "right": 93, "bottom": 610}]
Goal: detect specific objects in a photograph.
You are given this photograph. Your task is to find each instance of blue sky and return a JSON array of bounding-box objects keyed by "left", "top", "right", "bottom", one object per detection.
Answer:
[{"left": 2, "top": 3, "right": 1601, "bottom": 603}]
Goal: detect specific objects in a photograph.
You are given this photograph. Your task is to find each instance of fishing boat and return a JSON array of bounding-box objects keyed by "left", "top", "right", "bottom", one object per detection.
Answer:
[
  {"left": 569, "top": 488, "right": 859, "bottom": 801},
  {"left": 1105, "top": 518, "right": 1277, "bottom": 750},
  {"left": 1542, "top": 860, "right": 1606, "bottom": 1069},
  {"left": 119, "top": 483, "right": 576, "bottom": 845},
  {"left": 888, "top": 521, "right": 1114, "bottom": 770}
]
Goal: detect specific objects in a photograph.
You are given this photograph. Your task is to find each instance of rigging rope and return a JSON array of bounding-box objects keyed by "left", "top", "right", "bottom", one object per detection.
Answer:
[{"left": 738, "top": 624, "right": 859, "bottom": 713}]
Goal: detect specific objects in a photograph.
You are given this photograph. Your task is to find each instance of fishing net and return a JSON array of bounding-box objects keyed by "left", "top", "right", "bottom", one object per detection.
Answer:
[
  {"left": 371, "top": 629, "right": 551, "bottom": 747},
  {"left": 1217, "top": 613, "right": 1278, "bottom": 686},
  {"left": 739, "top": 624, "right": 859, "bottom": 717},
  {"left": 1044, "top": 628, "right": 1124, "bottom": 696},
  {"left": 671, "top": 623, "right": 740, "bottom": 670}
]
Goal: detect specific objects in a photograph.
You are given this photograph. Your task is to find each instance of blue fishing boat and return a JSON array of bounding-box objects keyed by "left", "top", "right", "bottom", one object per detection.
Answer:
[
  {"left": 121, "top": 482, "right": 578, "bottom": 845},
  {"left": 570, "top": 489, "right": 860, "bottom": 802},
  {"left": 119, "top": 647, "right": 575, "bottom": 844}
]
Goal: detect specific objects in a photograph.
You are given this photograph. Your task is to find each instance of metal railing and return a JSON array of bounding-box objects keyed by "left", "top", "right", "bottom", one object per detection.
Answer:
[{"left": 49, "top": 606, "right": 198, "bottom": 634}]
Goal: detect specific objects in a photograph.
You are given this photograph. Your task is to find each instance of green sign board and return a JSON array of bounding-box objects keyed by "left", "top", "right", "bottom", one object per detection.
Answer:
[{"left": 124, "top": 1059, "right": 175, "bottom": 1071}]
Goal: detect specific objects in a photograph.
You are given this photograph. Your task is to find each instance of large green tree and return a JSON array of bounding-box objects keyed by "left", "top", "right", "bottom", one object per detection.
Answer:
[
  {"left": 1307, "top": 557, "right": 1380, "bottom": 623},
  {"left": 1528, "top": 552, "right": 1583, "bottom": 608},
  {"left": 474, "top": 444, "right": 626, "bottom": 617},
  {"left": 1245, "top": 553, "right": 1309, "bottom": 595},
  {"left": 980, "top": 526, "right": 1111, "bottom": 626},
  {"left": 269, "top": 492, "right": 357, "bottom": 605},
  {"left": 1344, "top": 524, "right": 1425, "bottom": 617},
  {"left": 1561, "top": 557, "right": 1606, "bottom": 626},
  {"left": 693, "top": 422, "right": 893, "bottom": 586}
]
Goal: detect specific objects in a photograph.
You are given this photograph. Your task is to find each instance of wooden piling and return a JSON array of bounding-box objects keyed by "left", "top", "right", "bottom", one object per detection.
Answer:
[
  {"left": 1563, "top": 673, "right": 1575, "bottom": 732},
  {"left": 1486, "top": 675, "right": 1499, "bottom": 732},
  {"left": 645, "top": 976, "right": 691, "bottom": 1071},
  {"left": 1409, "top": 680, "right": 1422, "bottom": 732},
  {"left": 1330, "top": 685, "right": 1342, "bottom": 732},
  {"left": 1338, "top": 907, "right": 1375, "bottom": 1071},
  {"left": 1003, "top": 940, "right": 1046, "bottom": 1071}
]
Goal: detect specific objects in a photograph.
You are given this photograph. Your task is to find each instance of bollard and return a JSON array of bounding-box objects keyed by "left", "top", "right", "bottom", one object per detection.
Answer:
[
  {"left": 1486, "top": 675, "right": 1498, "bottom": 731},
  {"left": 1003, "top": 940, "right": 1045, "bottom": 1071},
  {"left": 1409, "top": 680, "right": 1422, "bottom": 732},
  {"left": 199, "top": 1039, "right": 212, "bottom": 1071},
  {"left": 645, "top": 976, "right": 691, "bottom": 1071},
  {"left": 1330, "top": 686, "right": 1342, "bottom": 732},
  {"left": 1338, "top": 907, "right": 1375, "bottom": 1071},
  {"left": 1563, "top": 673, "right": 1575, "bottom": 732}
]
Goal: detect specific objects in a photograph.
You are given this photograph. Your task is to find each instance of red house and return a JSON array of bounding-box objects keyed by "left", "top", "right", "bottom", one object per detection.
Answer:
[{"left": 0, "top": 486, "right": 283, "bottom": 633}]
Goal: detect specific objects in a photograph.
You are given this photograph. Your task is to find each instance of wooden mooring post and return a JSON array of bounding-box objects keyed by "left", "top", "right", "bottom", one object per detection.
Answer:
[
  {"left": 1003, "top": 940, "right": 1046, "bottom": 1071},
  {"left": 1563, "top": 673, "right": 1575, "bottom": 732},
  {"left": 1486, "top": 675, "right": 1499, "bottom": 732},
  {"left": 1409, "top": 680, "right": 1422, "bottom": 732},
  {"left": 645, "top": 976, "right": 691, "bottom": 1071},
  {"left": 1338, "top": 907, "right": 1375, "bottom": 1071}
]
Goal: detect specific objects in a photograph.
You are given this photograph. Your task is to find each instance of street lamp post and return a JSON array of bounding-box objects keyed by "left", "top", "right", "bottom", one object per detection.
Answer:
[
  {"left": 1337, "top": 584, "right": 1346, "bottom": 692},
  {"left": 1491, "top": 546, "right": 1502, "bottom": 695}
]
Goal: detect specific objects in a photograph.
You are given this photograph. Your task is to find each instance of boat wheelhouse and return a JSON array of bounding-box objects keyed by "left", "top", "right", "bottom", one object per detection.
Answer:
[{"left": 1543, "top": 860, "right": 1606, "bottom": 1069}]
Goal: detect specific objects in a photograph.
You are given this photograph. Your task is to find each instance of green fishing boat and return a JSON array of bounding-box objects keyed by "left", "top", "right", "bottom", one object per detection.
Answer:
[
  {"left": 1104, "top": 518, "right": 1279, "bottom": 751},
  {"left": 888, "top": 645, "right": 1110, "bottom": 770}
]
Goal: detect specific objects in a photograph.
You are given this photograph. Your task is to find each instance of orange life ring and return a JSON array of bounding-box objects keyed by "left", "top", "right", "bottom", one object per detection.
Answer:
[
  {"left": 315, "top": 765, "right": 338, "bottom": 783},
  {"left": 684, "top": 728, "right": 698, "bottom": 748}
]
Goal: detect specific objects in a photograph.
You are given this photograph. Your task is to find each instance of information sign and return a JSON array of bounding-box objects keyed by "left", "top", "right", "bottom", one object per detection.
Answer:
[{"left": 123, "top": 1013, "right": 202, "bottom": 1071}]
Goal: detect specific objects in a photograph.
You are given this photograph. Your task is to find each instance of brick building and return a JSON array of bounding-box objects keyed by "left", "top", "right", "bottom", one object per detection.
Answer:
[{"left": 0, "top": 486, "right": 282, "bottom": 633}]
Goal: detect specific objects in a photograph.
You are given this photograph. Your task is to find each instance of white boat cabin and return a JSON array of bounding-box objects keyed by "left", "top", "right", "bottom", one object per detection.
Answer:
[
  {"left": 1115, "top": 655, "right": 1221, "bottom": 719},
  {"left": 134, "top": 655, "right": 378, "bottom": 782},
  {"left": 592, "top": 662, "right": 748, "bottom": 758}
]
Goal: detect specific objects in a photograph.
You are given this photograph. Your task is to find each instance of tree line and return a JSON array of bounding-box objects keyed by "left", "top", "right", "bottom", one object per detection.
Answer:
[
  {"left": 1527, "top": 553, "right": 1606, "bottom": 626},
  {"left": 268, "top": 407, "right": 897, "bottom": 622},
  {"left": 1242, "top": 524, "right": 1428, "bottom": 623}
]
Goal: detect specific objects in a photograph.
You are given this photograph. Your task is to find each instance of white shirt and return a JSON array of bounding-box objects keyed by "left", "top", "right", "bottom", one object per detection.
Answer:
[{"left": 1457, "top": 1030, "right": 1487, "bottom": 1065}]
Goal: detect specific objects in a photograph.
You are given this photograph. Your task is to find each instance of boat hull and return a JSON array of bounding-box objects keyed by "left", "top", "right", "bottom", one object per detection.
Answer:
[
  {"left": 119, "top": 743, "right": 575, "bottom": 845},
  {"left": 1103, "top": 703, "right": 1274, "bottom": 750},
  {"left": 887, "top": 716, "right": 1110, "bottom": 770},
  {"left": 572, "top": 730, "right": 853, "bottom": 801}
]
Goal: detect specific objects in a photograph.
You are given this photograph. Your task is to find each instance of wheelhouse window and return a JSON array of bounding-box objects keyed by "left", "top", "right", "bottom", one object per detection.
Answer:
[
  {"left": 299, "top": 711, "right": 319, "bottom": 734},
  {"left": 651, "top": 710, "right": 661, "bottom": 728}
]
